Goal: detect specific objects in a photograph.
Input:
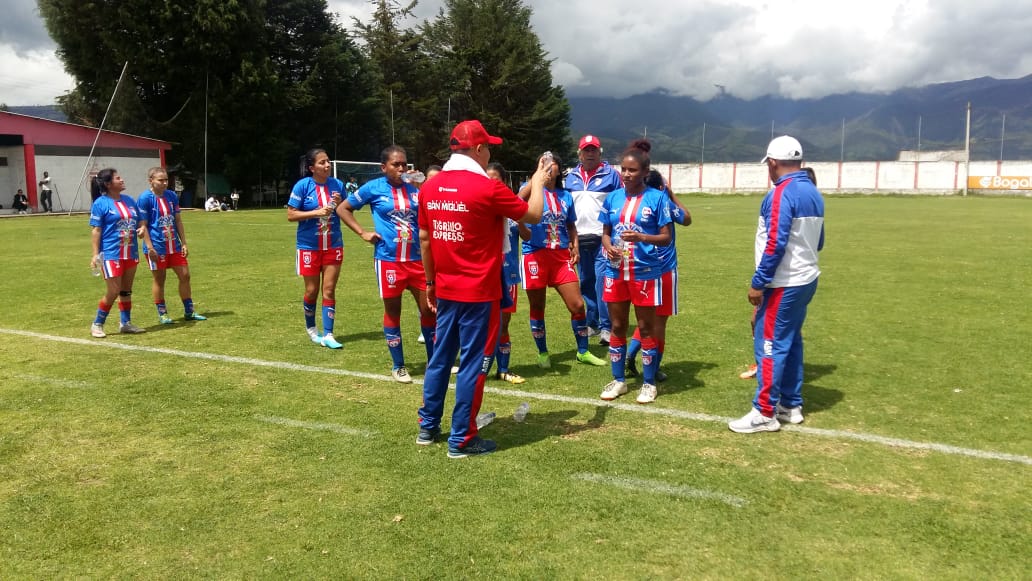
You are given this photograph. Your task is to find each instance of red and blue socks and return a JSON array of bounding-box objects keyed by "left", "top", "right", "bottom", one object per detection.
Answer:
[
  {"left": 571, "top": 312, "right": 589, "bottom": 354},
  {"left": 384, "top": 313, "right": 404, "bottom": 369},
  {"left": 608, "top": 334, "right": 627, "bottom": 382},
  {"left": 530, "top": 309, "right": 548, "bottom": 354}
]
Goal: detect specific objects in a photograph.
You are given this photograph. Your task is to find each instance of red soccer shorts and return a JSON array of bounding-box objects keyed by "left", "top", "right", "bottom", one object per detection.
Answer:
[
  {"left": 296, "top": 247, "right": 343, "bottom": 277},
  {"left": 656, "top": 269, "right": 678, "bottom": 317},
  {"left": 376, "top": 259, "right": 426, "bottom": 298},
  {"left": 147, "top": 250, "right": 189, "bottom": 271},
  {"left": 521, "top": 248, "right": 578, "bottom": 290},
  {"left": 101, "top": 257, "right": 140, "bottom": 279},
  {"left": 603, "top": 276, "right": 663, "bottom": 307}
]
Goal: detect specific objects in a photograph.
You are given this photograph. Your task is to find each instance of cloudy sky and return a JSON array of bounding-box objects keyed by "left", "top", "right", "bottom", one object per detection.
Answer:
[{"left": 3, "top": 0, "right": 1031, "bottom": 105}]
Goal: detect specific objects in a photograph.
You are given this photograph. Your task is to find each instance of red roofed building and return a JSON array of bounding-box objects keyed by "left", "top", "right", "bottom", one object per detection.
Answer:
[{"left": 0, "top": 111, "right": 172, "bottom": 212}]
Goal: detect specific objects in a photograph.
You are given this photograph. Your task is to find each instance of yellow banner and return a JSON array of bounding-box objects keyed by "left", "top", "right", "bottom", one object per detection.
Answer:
[{"left": 969, "top": 176, "right": 1032, "bottom": 190}]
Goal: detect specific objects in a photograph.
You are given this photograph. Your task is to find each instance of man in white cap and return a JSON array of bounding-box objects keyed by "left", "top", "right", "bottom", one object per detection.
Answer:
[
  {"left": 729, "top": 135, "right": 825, "bottom": 434},
  {"left": 564, "top": 135, "right": 623, "bottom": 344}
]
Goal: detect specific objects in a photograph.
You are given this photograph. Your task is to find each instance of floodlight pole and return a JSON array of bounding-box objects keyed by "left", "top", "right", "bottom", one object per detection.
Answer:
[
  {"left": 999, "top": 113, "right": 1006, "bottom": 161},
  {"left": 963, "top": 102, "right": 971, "bottom": 196}
]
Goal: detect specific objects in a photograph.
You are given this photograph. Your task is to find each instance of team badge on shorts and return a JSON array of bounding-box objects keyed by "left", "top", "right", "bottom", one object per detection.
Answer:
[
  {"left": 303, "top": 253, "right": 312, "bottom": 265},
  {"left": 386, "top": 270, "right": 397, "bottom": 285},
  {"left": 605, "top": 277, "right": 613, "bottom": 288},
  {"left": 529, "top": 262, "right": 539, "bottom": 276}
]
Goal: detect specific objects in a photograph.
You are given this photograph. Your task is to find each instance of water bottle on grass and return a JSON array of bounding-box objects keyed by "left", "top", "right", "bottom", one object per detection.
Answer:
[{"left": 513, "top": 402, "right": 530, "bottom": 423}]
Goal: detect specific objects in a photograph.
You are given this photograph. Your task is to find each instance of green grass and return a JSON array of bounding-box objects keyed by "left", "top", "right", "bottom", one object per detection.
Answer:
[{"left": 1, "top": 196, "right": 1030, "bottom": 578}]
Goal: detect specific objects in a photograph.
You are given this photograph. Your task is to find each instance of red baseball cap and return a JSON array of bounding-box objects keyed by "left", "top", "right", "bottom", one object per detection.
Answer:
[
  {"left": 578, "top": 135, "right": 602, "bottom": 150},
  {"left": 449, "top": 120, "right": 503, "bottom": 150}
]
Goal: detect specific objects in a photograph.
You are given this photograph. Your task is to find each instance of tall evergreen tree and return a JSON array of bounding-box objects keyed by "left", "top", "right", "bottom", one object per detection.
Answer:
[
  {"left": 38, "top": 0, "right": 379, "bottom": 194},
  {"left": 353, "top": 0, "right": 449, "bottom": 167},
  {"left": 422, "top": 0, "right": 572, "bottom": 171}
]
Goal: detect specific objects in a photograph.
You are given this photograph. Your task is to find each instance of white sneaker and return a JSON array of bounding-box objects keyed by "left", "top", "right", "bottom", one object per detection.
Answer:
[
  {"left": 90, "top": 323, "right": 106, "bottom": 338},
  {"left": 392, "top": 366, "right": 413, "bottom": 384},
  {"left": 599, "top": 329, "right": 611, "bottom": 345},
  {"left": 728, "top": 408, "right": 781, "bottom": 433},
  {"left": 636, "top": 383, "right": 658, "bottom": 404},
  {"left": 600, "top": 380, "right": 628, "bottom": 401},
  {"left": 307, "top": 327, "right": 321, "bottom": 343},
  {"left": 119, "top": 322, "right": 146, "bottom": 334},
  {"left": 416, "top": 333, "right": 426, "bottom": 344},
  {"left": 776, "top": 404, "right": 804, "bottom": 424},
  {"left": 586, "top": 326, "right": 600, "bottom": 337}
]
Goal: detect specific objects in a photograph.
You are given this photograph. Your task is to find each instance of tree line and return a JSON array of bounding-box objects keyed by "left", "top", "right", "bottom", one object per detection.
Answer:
[{"left": 39, "top": 0, "right": 571, "bottom": 197}]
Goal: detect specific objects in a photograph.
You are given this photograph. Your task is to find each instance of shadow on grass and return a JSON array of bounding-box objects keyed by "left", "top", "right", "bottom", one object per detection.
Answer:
[
  {"left": 484, "top": 405, "right": 611, "bottom": 451},
  {"left": 802, "top": 382, "right": 843, "bottom": 413},
  {"left": 648, "top": 360, "right": 719, "bottom": 395}
]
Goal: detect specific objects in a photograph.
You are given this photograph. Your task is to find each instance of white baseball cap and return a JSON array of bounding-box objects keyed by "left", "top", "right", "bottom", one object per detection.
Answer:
[{"left": 761, "top": 135, "right": 803, "bottom": 163}]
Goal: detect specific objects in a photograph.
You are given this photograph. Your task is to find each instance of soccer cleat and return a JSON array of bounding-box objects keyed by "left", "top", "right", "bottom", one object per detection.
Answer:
[
  {"left": 598, "top": 329, "right": 611, "bottom": 346},
  {"left": 537, "top": 352, "right": 551, "bottom": 369},
  {"left": 600, "top": 380, "right": 628, "bottom": 401},
  {"left": 415, "top": 426, "right": 441, "bottom": 446},
  {"left": 728, "top": 408, "right": 781, "bottom": 433},
  {"left": 576, "top": 351, "right": 607, "bottom": 366},
  {"left": 184, "top": 312, "right": 207, "bottom": 321},
  {"left": 307, "top": 327, "right": 321, "bottom": 343},
  {"left": 416, "top": 333, "right": 426, "bottom": 344},
  {"left": 320, "top": 333, "right": 343, "bottom": 349},
  {"left": 739, "top": 364, "right": 758, "bottom": 380},
  {"left": 447, "top": 436, "right": 497, "bottom": 458},
  {"left": 119, "top": 322, "right": 146, "bottom": 334},
  {"left": 392, "top": 366, "right": 413, "bottom": 384},
  {"left": 158, "top": 314, "right": 175, "bottom": 325},
  {"left": 636, "top": 383, "right": 658, "bottom": 404},
  {"left": 90, "top": 323, "right": 106, "bottom": 338},
  {"left": 776, "top": 404, "right": 804, "bottom": 425},
  {"left": 496, "top": 372, "right": 525, "bottom": 384}
]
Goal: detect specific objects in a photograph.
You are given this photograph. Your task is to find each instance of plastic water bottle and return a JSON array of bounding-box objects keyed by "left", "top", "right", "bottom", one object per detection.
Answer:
[
  {"left": 475, "top": 412, "right": 496, "bottom": 429},
  {"left": 541, "top": 151, "right": 554, "bottom": 166},
  {"left": 609, "top": 238, "right": 625, "bottom": 268},
  {"left": 513, "top": 402, "right": 530, "bottom": 423},
  {"left": 90, "top": 253, "right": 103, "bottom": 277},
  {"left": 401, "top": 171, "right": 425, "bottom": 184}
]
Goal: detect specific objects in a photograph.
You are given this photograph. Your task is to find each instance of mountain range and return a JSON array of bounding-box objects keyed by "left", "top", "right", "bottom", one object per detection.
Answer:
[
  {"left": 569, "top": 75, "right": 1032, "bottom": 162},
  {"left": 10, "top": 75, "right": 1032, "bottom": 163}
]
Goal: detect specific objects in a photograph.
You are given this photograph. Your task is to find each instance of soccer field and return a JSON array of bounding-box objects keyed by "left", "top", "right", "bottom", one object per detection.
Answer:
[{"left": 1, "top": 196, "right": 1029, "bottom": 578}]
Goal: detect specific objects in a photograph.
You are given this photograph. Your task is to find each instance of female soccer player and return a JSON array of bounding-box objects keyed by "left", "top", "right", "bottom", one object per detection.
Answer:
[
  {"left": 287, "top": 149, "right": 345, "bottom": 349},
  {"left": 626, "top": 169, "right": 691, "bottom": 380},
  {"left": 88, "top": 168, "right": 146, "bottom": 337},
  {"left": 518, "top": 153, "right": 607, "bottom": 370},
  {"left": 339, "top": 145, "right": 434, "bottom": 382},
  {"left": 137, "top": 167, "right": 206, "bottom": 324},
  {"left": 598, "top": 140, "right": 672, "bottom": 403},
  {"left": 486, "top": 162, "right": 525, "bottom": 383}
]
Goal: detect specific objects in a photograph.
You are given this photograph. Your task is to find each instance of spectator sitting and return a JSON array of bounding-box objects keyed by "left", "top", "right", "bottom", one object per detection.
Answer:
[
  {"left": 13, "top": 189, "right": 29, "bottom": 214},
  {"left": 205, "top": 196, "right": 222, "bottom": 212}
]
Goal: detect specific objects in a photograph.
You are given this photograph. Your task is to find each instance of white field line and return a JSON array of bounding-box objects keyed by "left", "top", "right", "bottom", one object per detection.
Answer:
[
  {"left": 6, "top": 372, "right": 93, "bottom": 389},
  {"left": 572, "top": 473, "right": 747, "bottom": 508},
  {"left": 3, "top": 328, "right": 1030, "bottom": 467},
  {"left": 255, "top": 415, "right": 377, "bottom": 438}
]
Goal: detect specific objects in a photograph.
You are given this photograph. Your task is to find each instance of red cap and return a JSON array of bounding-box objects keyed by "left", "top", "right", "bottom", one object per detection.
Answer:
[
  {"left": 449, "top": 120, "right": 503, "bottom": 150},
  {"left": 578, "top": 135, "right": 602, "bottom": 150}
]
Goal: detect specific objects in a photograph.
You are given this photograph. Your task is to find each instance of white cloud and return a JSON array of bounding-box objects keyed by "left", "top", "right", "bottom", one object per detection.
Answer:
[
  {"left": 0, "top": 45, "right": 74, "bottom": 105},
  {"left": 2, "top": 0, "right": 1031, "bottom": 105}
]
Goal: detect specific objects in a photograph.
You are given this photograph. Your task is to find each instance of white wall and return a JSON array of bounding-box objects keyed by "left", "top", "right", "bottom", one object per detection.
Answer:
[
  {"left": 661, "top": 160, "right": 1032, "bottom": 195},
  {"left": 0, "top": 146, "right": 27, "bottom": 209},
  {"left": 35, "top": 154, "right": 163, "bottom": 212}
]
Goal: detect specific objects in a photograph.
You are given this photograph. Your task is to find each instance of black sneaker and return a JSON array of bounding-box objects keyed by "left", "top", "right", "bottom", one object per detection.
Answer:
[
  {"left": 626, "top": 360, "right": 639, "bottom": 378},
  {"left": 447, "top": 436, "right": 497, "bottom": 458},
  {"left": 415, "top": 427, "right": 441, "bottom": 446},
  {"left": 656, "top": 370, "right": 668, "bottom": 383}
]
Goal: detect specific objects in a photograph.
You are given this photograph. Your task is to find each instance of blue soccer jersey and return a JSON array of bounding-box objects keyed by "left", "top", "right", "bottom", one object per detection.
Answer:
[
  {"left": 288, "top": 176, "right": 345, "bottom": 250},
  {"left": 658, "top": 204, "right": 689, "bottom": 273},
  {"left": 346, "top": 177, "right": 420, "bottom": 262},
  {"left": 89, "top": 194, "right": 141, "bottom": 260},
  {"left": 599, "top": 187, "right": 672, "bottom": 281},
  {"left": 521, "top": 186, "right": 577, "bottom": 254},
  {"left": 137, "top": 189, "right": 181, "bottom": 256}
]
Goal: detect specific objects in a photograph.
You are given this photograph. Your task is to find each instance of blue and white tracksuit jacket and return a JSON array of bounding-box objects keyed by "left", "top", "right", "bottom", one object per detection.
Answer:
[{"left": 751, "top": 170, "right": 825, "bottom": 416}]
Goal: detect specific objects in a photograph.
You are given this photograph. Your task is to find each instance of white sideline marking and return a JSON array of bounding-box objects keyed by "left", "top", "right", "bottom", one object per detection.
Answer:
[
  {"left": 255, "top": 415, "right": 376, "bottom": 438},
  {"left": 572, "top": 472, "right": 747, "bottom": 508},
  {"left": 3, "top": 328, "right": 1030, "bottom": 466}
]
